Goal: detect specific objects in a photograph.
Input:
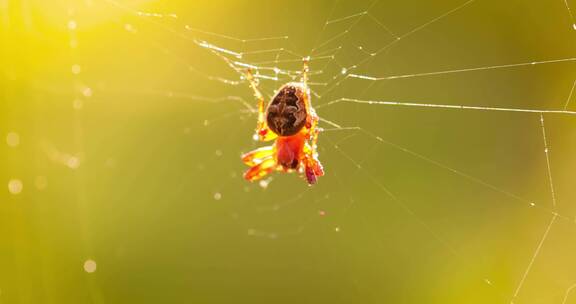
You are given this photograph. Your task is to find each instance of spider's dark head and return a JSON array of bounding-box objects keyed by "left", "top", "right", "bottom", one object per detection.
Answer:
[{"left": 266, "top": 84, "right": 308, "bottom": 137}]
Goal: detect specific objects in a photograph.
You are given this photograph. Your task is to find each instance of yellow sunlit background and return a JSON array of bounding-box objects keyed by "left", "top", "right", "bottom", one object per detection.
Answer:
[{"left": 2, "top": 0, "right": 576, "bottom": 303}]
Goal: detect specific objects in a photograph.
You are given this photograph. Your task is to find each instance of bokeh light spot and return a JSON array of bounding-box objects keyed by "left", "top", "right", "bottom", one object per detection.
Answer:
[
  {"left": 8, "top": 179, "right": 23, "bottom": 195},
  {"left": 73, "top": 99, "right": 83, "bottom": 110},
  {"left": 83, "top": 259, "right": 97, "bottom": 273},
  {"left": 6, "top": 132, "right": 19, "bottom": 147},
  {"left": 71, "top": 64, "right": 81, "bottom": 75},
  {"left": 34, "top": 176, "right": 48, "bottom": 190},
  {"left": 67, "top": 20, "right": 77, "bottom": 30}
]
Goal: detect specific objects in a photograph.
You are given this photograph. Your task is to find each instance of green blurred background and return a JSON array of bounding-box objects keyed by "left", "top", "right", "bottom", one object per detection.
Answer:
[{"left": 2, "top": 0, "right": 576, "bottom": 303}]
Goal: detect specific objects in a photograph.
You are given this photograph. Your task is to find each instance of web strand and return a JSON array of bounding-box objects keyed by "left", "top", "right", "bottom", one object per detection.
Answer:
[
  {"left": 562, "top": 0, "right": 576, "bottom": 29},
  {"left": 562, "top": 283, "right": 576, "bottom": 304},
  {"left": 91, "top": 1, "right": 576, "bottom": 301},
  {"left": 510, "top": 114, "right": 560, "bottom": 302},
  {"left": 510, "top": 214, "right": 557, "bottom": 303},
  {"left": 310, "top": 0, "right": 378, "bottom": 55},
  {"left": 325, "top": 135, "right": 460, "bottom": 256},
  {"left": 319, "top": 0, "right": 478, "bottom": 96},
  {"left": 540, "top": 114, "right": 558, "bottom": 209},
  {"left": 346, "top": 57, "right": 576, "bottom": 81},
  {"left": 317, "top": 97, "right": 576, "bottom": 115},
  {"left": 320, "top": 124, "right": 576, "bottom": 223},
  {"left": 563, "top": 79, "right": 576, "bottom": 110}
]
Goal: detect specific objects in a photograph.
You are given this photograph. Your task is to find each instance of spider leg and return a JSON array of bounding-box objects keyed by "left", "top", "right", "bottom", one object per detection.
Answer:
[
  {"left": 243, "top": 157, "right": 277, "bottom": 182},
  {"left": 297, "top": 57, "right": 324, "bottom": 184},
  {"left": 243, "top": 68, "right": 265, "bottom": 127},
  {"left": 300, "top": 57, "right": 312, "bottom": 113},
  {"left": 302, "top": 113, "right": 324, "bottom": 184},
  {"left": 242, "top": 145, "right": 275, "bottom": 166},
  {"left": 302, "top": 144, "right": 324, "bottom": 184},
  {"left": 243, "top": 68, "right": 277, "bottom": 141}
]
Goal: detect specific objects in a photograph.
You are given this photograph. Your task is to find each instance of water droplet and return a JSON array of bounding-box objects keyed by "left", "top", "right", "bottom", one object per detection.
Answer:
[
  {"left": 341, "top": 68, "right": 347, "bottom": 75},
  {"left": 259, "top": 179, "right": 270, "bottom": 189},
  {"left": 8, "top": 179, "right": 23, "bottom": 195},
  {"left": 213, "top": 192, "right": 222, "bottom": 200},
  {"left": 573, "top": 23, "right": 576, "bottom": 30}
]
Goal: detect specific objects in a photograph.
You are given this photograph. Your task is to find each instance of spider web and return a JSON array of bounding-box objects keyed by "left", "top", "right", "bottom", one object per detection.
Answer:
[{"left": 5, "top": 0, "right": 576, "bottom": 303}]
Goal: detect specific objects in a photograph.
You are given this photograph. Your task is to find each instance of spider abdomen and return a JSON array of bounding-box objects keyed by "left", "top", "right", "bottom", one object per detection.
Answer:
[{"left": 266, "top": 84, "right": 308, "bottom": 136}]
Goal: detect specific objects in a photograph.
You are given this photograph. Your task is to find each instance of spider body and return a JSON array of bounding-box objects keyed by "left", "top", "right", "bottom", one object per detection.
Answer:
[
  {"left": 241, "top": 59, "right": 324, "bottom": 184},
  {"left": 275, "top": 127, "right": 305, "bottom": 169},
  {"left": 266, "top": 84, "right": 307, "bottom": 136}
]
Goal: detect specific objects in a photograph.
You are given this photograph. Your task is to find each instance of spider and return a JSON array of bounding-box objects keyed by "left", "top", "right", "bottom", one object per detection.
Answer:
[{"left": 241, "top": 58, "right": 324, "bottom": 184}]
